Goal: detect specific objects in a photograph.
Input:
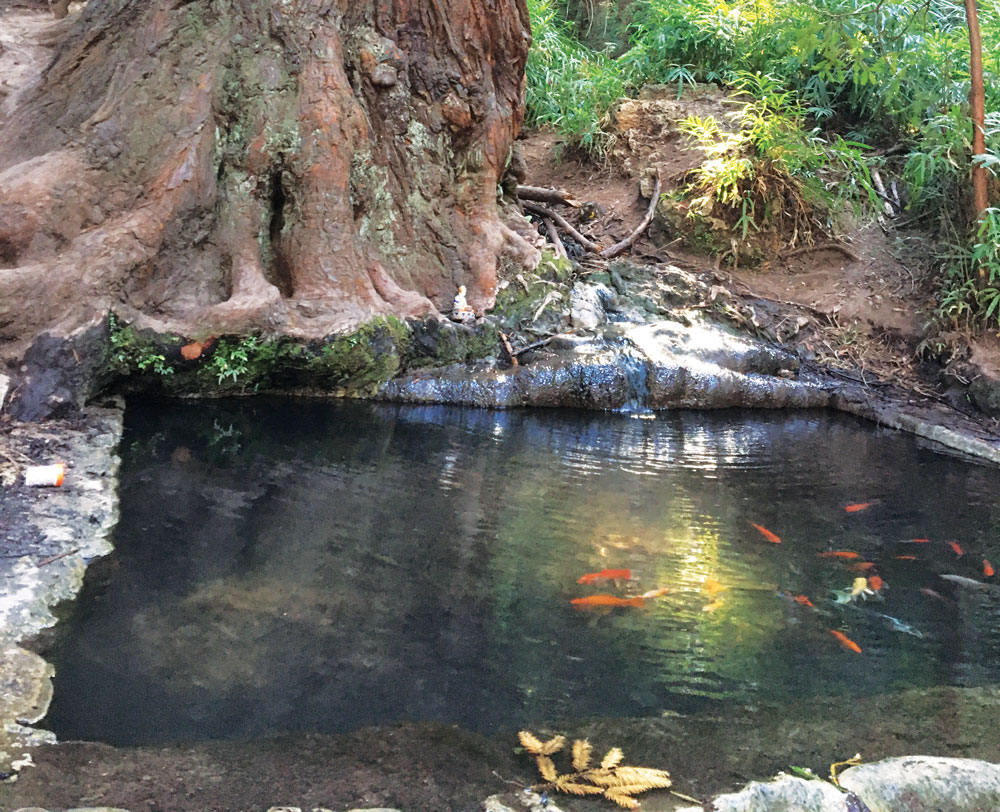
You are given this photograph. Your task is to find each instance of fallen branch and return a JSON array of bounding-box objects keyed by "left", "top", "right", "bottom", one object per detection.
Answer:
[
  {"left": 516, "top": 185, "right": 580, "bottom": 207},
  {"left": 37, "top": 548, "right": 80, "bottom": 567},
  {"left": 542, "top": 217, "right": 568, "bottom": 260},
  {"left": 599, "top": 171, "right": 661, "bottom": 260},
  {"left": 498, "top": 331, "right": 519, "bottom": 366},
  {"left": 781, "top": 242, "right": 861, "bottom": 263},
  {"left": 512, "top": 336, "right": 556, "bottom": 356},
  {"left": 521, "top": 202, "right": 602, "bottom": 254}
]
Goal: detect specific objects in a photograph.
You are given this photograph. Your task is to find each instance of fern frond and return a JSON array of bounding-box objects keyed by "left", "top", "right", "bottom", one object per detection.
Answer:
[
  {"left": 539, "top": 735, "right": 567, "bottom": 756},
  {"left": 536, "top": 755, "right": 558, "bottom": 782},
  {"left": 583, "top": 769, "right": 618, "bottom": 787},
  {"left": 554, "top": 777, "right": 604, "bottom": 796},
  {"left": 572, "top": 738, "right": 592, "bottom": 771},
  {"left": 519, "top": 730, "right": 545, "bottom": 754},
  {"left": 611, "top": 766, "right": 672, "bottom": 788},
  {"left": 604, "top": 789, "right": 640, "bottom": 809},
  {"left": 601, "top": 747, "right": 624, "bottom": 769}
]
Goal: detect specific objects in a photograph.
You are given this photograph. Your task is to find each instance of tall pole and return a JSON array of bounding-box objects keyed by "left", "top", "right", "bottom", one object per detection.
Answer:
[{"left": 964, "top": 0, "right": 989, "bottom": 285}]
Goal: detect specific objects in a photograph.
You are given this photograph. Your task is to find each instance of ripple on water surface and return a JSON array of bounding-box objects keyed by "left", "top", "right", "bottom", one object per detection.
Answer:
[{"left": 43, "top": 399, "right": 1000, "bottom": 745}]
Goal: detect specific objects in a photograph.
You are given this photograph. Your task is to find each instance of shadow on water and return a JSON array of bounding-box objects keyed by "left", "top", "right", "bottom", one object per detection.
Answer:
[{"left": 41, "top": 398, "right": 1000, "bottom": 749}]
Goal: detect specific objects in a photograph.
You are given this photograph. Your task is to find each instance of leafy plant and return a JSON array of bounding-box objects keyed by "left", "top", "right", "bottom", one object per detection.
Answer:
[
  {"left": 518, "top": 730, "right": 672, "bottom": 809},
  {"left": 108, "top": 314, "right": 175, "bottom": 377},
  {"left": 204, "top": 336, "right": 261, "bottom": 385}
]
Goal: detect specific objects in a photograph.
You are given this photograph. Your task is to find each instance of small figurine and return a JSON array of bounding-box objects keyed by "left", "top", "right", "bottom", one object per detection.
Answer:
[{"left": 451, "top": 285, "right": 476, "bottom": 323}]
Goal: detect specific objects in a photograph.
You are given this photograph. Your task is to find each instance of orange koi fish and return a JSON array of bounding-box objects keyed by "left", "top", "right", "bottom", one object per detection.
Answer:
[
  {"left": 702, "top": 599, "right": 724, "bottom": 612},
  {"left": 577, "top": 568, "right": 632, "bottom": 585},
  {"left": 641, "top": 587, "right": 671, "bottom": 599},
  {"left": 704, "top": 578, "right": 728, "bottom": 594},
  {"left": 848, "top": 561, "right": 876, "bottom": 572},
  {"left": 946, "top": 541, "right": 964, "bottom": 557},
  {"left": 868, "top": 575, "right": 884, "bottom": 591},
  {"left": 818, "top": 551, "right": 859, "bottom": 559},
  {"left": 844, "top": 502, "right": 872, "bottom": 513},
  {"left": 829, "top": 629, "right": 863, "bottom": 653},
  {"left": 793, "top": 594, "right": 815, "bottom": 607},
  {"left": 912, "top": 538, "right": 930, "bottom": 543},
  {"left": 894, "top": 555, "right": 917, "bottom": 561},
  {"left": 571, "top": 594, "right": 645, "bottom": 609},
  {"left": 985, "top": 559, "right": 995, "bottom": 577},
  {"left": 751, "top": 523, "right": 781, "bottom": 543}
]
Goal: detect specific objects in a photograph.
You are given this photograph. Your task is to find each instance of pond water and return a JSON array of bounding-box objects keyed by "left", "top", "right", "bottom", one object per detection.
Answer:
[{"left": 44, "top": 399, "right": 1000, "bottom": 747}]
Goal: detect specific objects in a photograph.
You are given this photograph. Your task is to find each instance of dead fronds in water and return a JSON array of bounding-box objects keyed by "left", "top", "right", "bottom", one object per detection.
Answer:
[{"left": 518, "top": 730, "right": 672, "bottom": 809}]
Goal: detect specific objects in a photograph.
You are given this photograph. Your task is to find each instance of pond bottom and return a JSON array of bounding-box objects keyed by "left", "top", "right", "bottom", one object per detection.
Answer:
[{"left": 5, "top": 685, "right": 1000, "bottom": 812}]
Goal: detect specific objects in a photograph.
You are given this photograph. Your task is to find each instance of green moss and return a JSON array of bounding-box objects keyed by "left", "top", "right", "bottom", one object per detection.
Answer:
[
  {"left": 104, "top": 313, "right": 506, "bottom": 398},
  {"left": 493, "top": 249, "right": 573, "bottom": 329},
  {"left": 306, "top": 316, "right": 412, "bottom": 395}
]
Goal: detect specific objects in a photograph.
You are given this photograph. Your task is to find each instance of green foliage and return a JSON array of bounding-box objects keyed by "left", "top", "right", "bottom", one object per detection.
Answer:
[
  {"left": 525, "top": 0, "right": 625, "bottom": 155},
  {"left": 674, "top": 80, "right": 873, "bottom": 259},
  {"left": 107, "top": 314, "right": 175, "bottom": 378}
]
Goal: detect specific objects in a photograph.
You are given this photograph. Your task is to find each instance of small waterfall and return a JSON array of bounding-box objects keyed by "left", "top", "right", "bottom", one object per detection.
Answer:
[{"left": 617, "top": 343, "right": 655, "bottom": 418}]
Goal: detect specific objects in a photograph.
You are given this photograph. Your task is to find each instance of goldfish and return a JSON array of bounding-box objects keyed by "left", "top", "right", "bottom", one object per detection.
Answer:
[
  {"left": 818, "top": 551, "right": 859, "bottom": 559},
  {"left": 946, "top": 541, "right": 964, "bottom": 557},
  {"left": 833, "top": 577, "right": 875, "bottom": 604},
  {"left": 577, "top": 568, "right": 632, "bottom": 584},
  {"left": 868, "top": 575, "right": 884, "bottom": 592},
  {"left": 793, "top": 594, "right": 815, "bottom": 607},
  {"left": 912, "top": 538, "right": 931, "bottom": 543},
  {"left": 641, "top": 587, "right": 672, "bottom": 599},
  {"left": 985, "top": 559, "right": 995, "bottom": 577},
  {"left": 751, "top": 523, "right": 781, "bottom": 543},
  {"left": 847, "top": 561, "right": 876, "bottom": 572},
  {"left": 702, "top": 599, "right": 724, "bottom": 612},
  {"left": 704, "top": 578, "right": 728, "bottom": 594},
  {"left": 828, "top": 629, "right": 863, "bottom": 653},
  {"left": 844, "top": 502, "right": 872, "bottom": 513},
  {"left": 894, "top": 555, "right": 917, "bottom": 561},
  {"left": 571, "top": 594, "right": 645, "bottom": 609}
]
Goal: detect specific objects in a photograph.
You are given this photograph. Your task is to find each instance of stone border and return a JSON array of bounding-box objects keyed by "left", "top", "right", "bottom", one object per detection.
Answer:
[{"left": 1, "top": 403, "right": 123, "bottom": 773}]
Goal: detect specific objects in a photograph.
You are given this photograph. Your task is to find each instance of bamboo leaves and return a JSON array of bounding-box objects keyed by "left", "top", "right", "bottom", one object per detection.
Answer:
[{"left": 519, "top": 730, "right": 672, "bottom": 809}]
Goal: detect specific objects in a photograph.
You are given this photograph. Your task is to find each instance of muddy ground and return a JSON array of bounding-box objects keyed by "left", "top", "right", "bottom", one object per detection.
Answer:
[{"left": 4, "top": 686, "right": 1000, "bottom": 811}]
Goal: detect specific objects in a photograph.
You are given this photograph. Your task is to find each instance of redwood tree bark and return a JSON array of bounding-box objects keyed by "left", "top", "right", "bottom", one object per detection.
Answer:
[
  {"left": 0, "top": 0, "right": 537, "bottom": 360},
  {"left": 964, "top": 0, "right": 988, "bottom": 223}
]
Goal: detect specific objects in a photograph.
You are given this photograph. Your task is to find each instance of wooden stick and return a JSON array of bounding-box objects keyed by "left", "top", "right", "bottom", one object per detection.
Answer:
[
  {"left": 498, "top": 331, "right": 519, "bottom": 366},
  {"left": 521, "top": 202, "right": 602, "bottom": 254},
  {"left": 542, "top": 217, "right": 568, "bottom": 260},
  {"left": 870, "top": 169, "right": 896, "bottom": 216},
  {"left": 781, "top": 242, "right": 861, "bottom": 263},
  {"left": 37, "top": 548, "right": 79, "bottom": 567},
  {"left": 512, "top": 336, "right": 555, "bottom": 356},
  {"left": 599, "top": 172, "right": 661, "bottom": 260},
  {"left": 516, "top": 185, "right": 580, "bottom": 207}
]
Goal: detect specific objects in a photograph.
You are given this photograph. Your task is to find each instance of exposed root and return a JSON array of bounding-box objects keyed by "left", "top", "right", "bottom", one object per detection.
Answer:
[{"left": 599, "top": 171, "right": 660, "bottom": 260}]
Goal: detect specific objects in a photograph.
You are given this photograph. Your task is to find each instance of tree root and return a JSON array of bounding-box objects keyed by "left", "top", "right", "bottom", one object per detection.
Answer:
[
  {"left": 516, "top": 185, "right": 580, "bottom": 207},
  {"left": 599, "top": 171, "right": 660, "bottom": 260},
  {"left": 521, "top": 201, "right": 602, "bottom": 254}
]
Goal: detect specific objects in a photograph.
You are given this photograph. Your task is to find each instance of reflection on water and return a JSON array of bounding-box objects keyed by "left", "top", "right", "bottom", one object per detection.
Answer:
[{"left": 44, "top": 399, "right": 1000, "bottom": 746}]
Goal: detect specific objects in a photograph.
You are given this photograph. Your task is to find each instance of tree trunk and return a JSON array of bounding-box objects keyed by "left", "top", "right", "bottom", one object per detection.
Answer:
[
  {"left": 0, "top": 0, "right": 537, "bottom": 362},
  {"left": 964, "top": 0, "right": 988, "bottom": 263}
]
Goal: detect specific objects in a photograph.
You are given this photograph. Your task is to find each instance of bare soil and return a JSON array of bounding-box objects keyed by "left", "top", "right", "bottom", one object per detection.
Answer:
[{"left": 515, "top": 86, "right": 976, "bottom": 404}]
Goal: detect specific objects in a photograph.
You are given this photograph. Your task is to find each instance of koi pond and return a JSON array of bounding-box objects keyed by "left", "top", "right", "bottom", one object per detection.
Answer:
[{"left": 43, "top": 399, "right": 1000, "bottom": 746}]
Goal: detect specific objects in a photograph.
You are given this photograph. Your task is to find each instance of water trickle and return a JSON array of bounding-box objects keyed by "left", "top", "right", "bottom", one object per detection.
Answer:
[{"left": 617, "top": 342, "right": 654, "bottom": 418}]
